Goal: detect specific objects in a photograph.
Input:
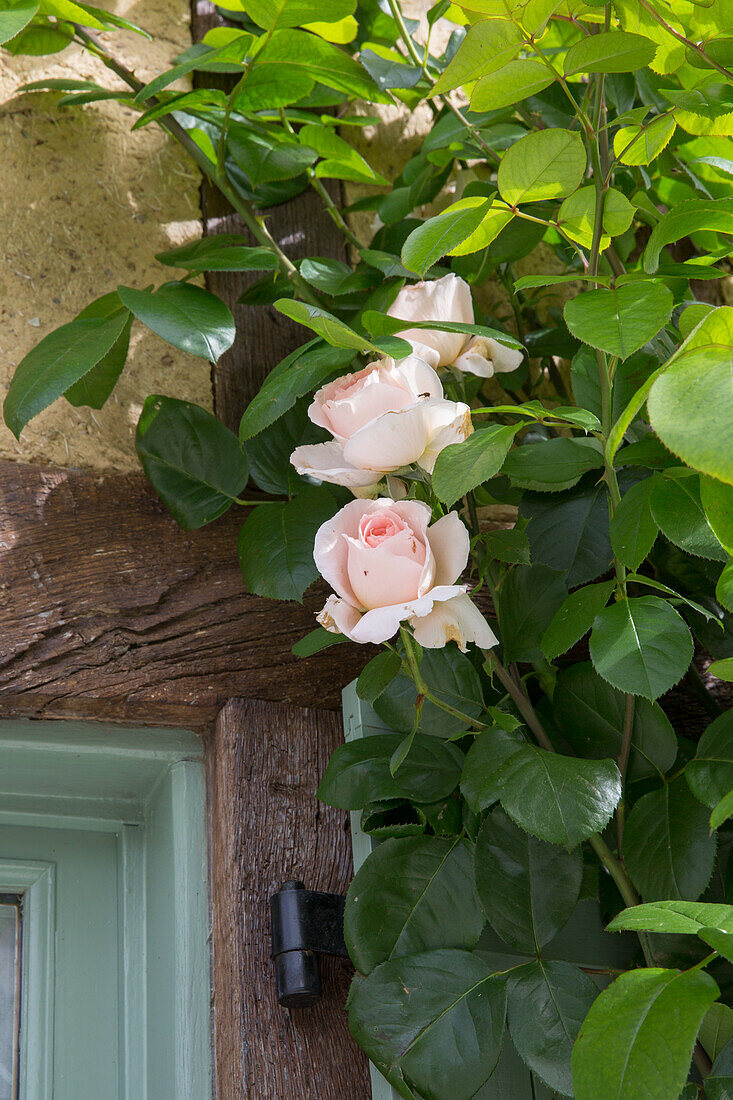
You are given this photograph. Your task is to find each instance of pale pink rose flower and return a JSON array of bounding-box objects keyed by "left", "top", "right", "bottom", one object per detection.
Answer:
[
  {"left": 314, "top": 497, "right": 497, "bottom": 650},
  {"left": 290, "top": 356, "right": 471, "bottom": 492},
  {"left": 387, "top": 272, "right": 524, "bottom": 378}
]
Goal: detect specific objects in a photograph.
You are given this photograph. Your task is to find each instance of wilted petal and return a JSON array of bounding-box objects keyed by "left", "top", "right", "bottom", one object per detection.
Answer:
[
  {"left": 427, "top": 511, "right": 470, "bottom": 586},
  {"left": 317, "top": 594, "right": 362, "bottom": 640},
  {"left": 411, "top": 593, "right": 498, "bottom": 652},
  {"left": 291, "top": 441, "right": 382, "bottom": 490}
]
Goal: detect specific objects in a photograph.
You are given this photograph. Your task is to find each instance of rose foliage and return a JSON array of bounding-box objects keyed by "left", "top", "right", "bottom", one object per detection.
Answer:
[{"left": 5, "top": 0, "right": 733, "bottom": 1094}]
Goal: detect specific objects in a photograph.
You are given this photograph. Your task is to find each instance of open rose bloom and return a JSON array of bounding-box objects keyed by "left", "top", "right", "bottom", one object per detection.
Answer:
[
  {"left": 314, "top": 497, "right": 497, "bottom": 650},
  {"left": 387, "top": 272, "right": 524, "bottom": 378},
  {"left": 290, "top": 355, "right": 471, "bottom": 492}
]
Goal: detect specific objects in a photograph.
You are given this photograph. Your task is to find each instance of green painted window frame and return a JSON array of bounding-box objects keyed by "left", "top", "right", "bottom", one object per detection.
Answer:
[
  {"left": 342, "top": 682, "right": 636, "bottom": 1100},
  {"left": 0, "top": 720, "right": 211, "bottom": 1100}
]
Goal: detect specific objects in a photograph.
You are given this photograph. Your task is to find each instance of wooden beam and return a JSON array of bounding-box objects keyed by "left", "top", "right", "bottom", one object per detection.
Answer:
[
  {"left": 0, "top": 459, "right": 371, "bottom": 724},
  {"left": 208, "top": 697, "right": 371, "bottom": 1099}
]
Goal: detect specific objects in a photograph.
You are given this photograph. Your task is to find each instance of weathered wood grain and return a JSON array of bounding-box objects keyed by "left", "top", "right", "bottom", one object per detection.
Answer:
[
  {"left": 209, "top": 698, "right": 371, "bottom": 1099},
  {"left": 0, "top": 459, "right": 370, "bottom": 723}
]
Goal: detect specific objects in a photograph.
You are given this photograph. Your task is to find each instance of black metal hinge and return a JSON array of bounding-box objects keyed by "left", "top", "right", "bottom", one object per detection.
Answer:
[{"left": 270, "top": 880, "right": 348, "bottom": 1008}]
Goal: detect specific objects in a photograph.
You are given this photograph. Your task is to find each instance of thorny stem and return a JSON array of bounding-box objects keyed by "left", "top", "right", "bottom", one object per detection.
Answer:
[
  {"left": 73, "top": 27, "right": 324, "bottom": 308},
  {"left": 636, "top": 0, "right": 733, "bottom": 84}
]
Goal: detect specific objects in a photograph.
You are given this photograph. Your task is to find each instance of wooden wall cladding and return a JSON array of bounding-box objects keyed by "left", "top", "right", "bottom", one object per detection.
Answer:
[{"left": 209, "top": 698, "right": 371, "bottom": 1099}]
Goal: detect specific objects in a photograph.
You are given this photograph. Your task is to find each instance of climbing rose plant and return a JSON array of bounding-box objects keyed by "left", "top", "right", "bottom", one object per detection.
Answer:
[{"left": 3, "top": 0, "right": 733, "bottom": 1094}]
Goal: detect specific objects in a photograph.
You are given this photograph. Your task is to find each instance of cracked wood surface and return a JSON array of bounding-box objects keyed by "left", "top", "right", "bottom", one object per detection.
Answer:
[{"left": 0, "top": 459, "right": 370, "bottom": 726}]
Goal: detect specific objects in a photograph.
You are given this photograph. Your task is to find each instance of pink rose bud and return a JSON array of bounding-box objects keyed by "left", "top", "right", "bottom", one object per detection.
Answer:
[
  {"left": 387, "top": 272, "right": 524, "bottom": 378},
  {"left": 313, "top": 497, "right": 497, "bottom": 650}
]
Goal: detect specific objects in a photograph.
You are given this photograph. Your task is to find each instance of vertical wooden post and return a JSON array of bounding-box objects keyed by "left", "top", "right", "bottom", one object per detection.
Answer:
[{"left": 208, "top": 699, "right": 371, "bottom": 1098}]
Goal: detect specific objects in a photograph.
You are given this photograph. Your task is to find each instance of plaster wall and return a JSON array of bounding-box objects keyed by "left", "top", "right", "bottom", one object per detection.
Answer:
[{"left": 0, "top": 0, "right": 209, "bottom": 472}]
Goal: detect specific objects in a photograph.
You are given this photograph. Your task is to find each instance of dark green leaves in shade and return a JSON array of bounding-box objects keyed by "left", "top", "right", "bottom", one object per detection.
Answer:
[
  {"left": 237, "top": 485, "right": 335, "bottom": 601},
  {"left": 507, "top": 960, "right": 598, "bottom": 1096},
  {"left": 291, "top": 626, "right": 343, "bottom": 658},
  {"left": 63, "top": 293, "right": 132, "bottom": 409},
  {"left": 345, "top": 837, "right": 485, "bottom": 973},
  {"left": 255, "top": 29, "right": 384, "bottom": 102},
  {"left": 609, "top": 477, "right": 658, "bottom": 571},
  {"left": 708, "top": 1040, "right": 733, "bottom": 1100},
  {"left": 623, "top": 776, "right": 717, "bottom": 900},
  {"left": 608, "top": 900, "right": 733, "bottom": 935},
  {"left": 4, "top": 299, "right": 130, "bottom": 437},
  {"left": 228, "top": 127, "right": 317, "bottom": 186},
  {"left": 474, "top": 810, "right": 582, "bottom": 952},
  {"left": 564, "top": 281, "right": 673, "bottom": 360},
  {"left": 563, "top": 31, "right": 657, "bottom": 75},
  {"left": 317, "top": 734, "right": 464, "bottom": 809},
  {"left": 118, "top": 283, "right": 236, "bottom": 360},
  {"left": 135, "top": 396, "right": 249, "bottom": 529},
  {"left": 496, "top": 563, "right": 567, "bottom": 663},
  {"left": 348, "top": 950, "right": 507, "bottom": 1100},
  {"left": 502, "top": 437, "right": 603, "bottom": 492},
  {"left": 589, "top": 596, "right": 694, "bottom": 700},
  {"left": 497, "top": 129, "right": 586, "bottom": 205},
  {"left": 552, "top": 663, "right": 677, "bottom": 781},
  {"left": 650, "top": 471, "right": 727, "bottom": 560},
  {"left": 701, "top": 476, "right": 733, "bottom": 553},
  {"left": 356, "top": 650, "right": 403, "bottom": 704},
  {"left": 541, "top": 579, "right": 615, "bottom": 661},
  {"left": 571, "top": 967, "right": 719, "bottom": 1100},
  {"left": 460, "top": 724, "right": 526, "bottom": 813},
  {"left": 491, "top": 745, "right": 621, "bottom": 848},
  {"left": 686, "top": 710, "right": 733, "bottom": 810},
  {"left": 519, "top": 479, "right": 613, "bottom": 587},
  {"left": 432, "top": 425, "right": 519, "bottom": 506},
  {"left": 155, "top": 235, "right": 279, "bottom": 273},
  {"left": 373, "top": 647, "right": 484, "bottom": 738},
  {"left": 239, "top": 341, "right": 354, "bottom": 440}
]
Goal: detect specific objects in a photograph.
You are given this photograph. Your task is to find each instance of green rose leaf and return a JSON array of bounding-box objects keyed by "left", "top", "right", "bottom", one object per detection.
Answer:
[
  {"left": 643, "top": 198, "right": 733, "bottom": 274},
  {"left": 4, "top": 301, "right": 131, "bottom": 438},
  {"left": 63, "top": 293, "right": 133, "bottom": 410},
  {"left": 508, "top": 960, "right": 599, "bottom": 1096},
  {"left": 498, "top": 128, "right": 587, "bottom": 205},
  {"left": 701, "top": 1003, "right": 733, "bottom": 1063},
  {"left": 564, "top": 30, "right": 657, "bottom": 75},
  {"left": 711, "top": 787, "right": 733, "bottom": 830},
  {"left": 571, "top": 967, "right": 719, "bottom": 1100},
  {"left": 608, "top": 900, "right": 733, "bottom": 935},
  {"left": 349, "top": 949, "right": 507, "bottom": 1099},
  {"left": 542, "top": 579, "right": 616, "bottom": 661},
  {"left": 471, "top": 58, "right": 554, "bottom": 111},
  {"left": 254, "top": 28, "right": 385, "bottom": 101},
  {"left": 707, "top": 1039, "right": 733, "bottom": 1100},
  {"left": 589, "top": 595, "right": 694, "bottom": 700},
  {"left": 400, "top": 197, "right": 494, "bottom": 276},
  {"left": 356, "top": 650, "right": 403, "bottom": 704},
  {"left": 493, "top": 745, "right": 621, "bottom": 848},
  {"left": 686, "top": 709, "right": 733, "bottom": 809},
  {"left": 373, "top": 647, "right": 484, "bottom": 738},
  {"left": 609, "top": 477, "right": 658, "bottom": 571},
  {"left": 237, "top": 485, "right": 336, "bottom": 601},
  {"left": 135, "top": 396, "right": 249, "bottom": 529},
  {"left": 243, "top": 0, "right": 355, "bottom": 31},
  {"left": 274, "top": 299, "right": 385, "bottom": 353},
  {"left": 432, "top": 424, "right": 520, "bottom": 506},
  {"left": 699, "top": 927, "right": 733, "bottom": 965},
  {"left": 0, "top": 0, "right": 39, "bottom": 45},
  {"left": 474, "top": 809, "right": 583, "bottom": 952},
  {"left": 345, "top": 836, "right": 486, "bottom": 973},
  {"left": 701, "top": 476, "right": 733, "bottom": 553},
  {"left": 496, "top": 564, "right": 567, "bottom": 663},
  {"left": 650, "top": 470, "right": 728, "bottom": 560},
  {"left": 564, "top": 281, "right": 673, "bottom": 359},
  {"left": 624, "top": 775, "right": 717, "bottom": 900},
  {"left": 503, "top": 437, "right": 604, "bottom": 493},
  {"left": 432, "top": 18, "right": 523, "bottom": 94},
  {"left": 552, "top": 662, "right": 677, "bottom": 781},
  {"left": 229, "top": 127, "right": 318, "bottom": 187},
  {"left": 520, "top": 479, "right": 614, "bottom": 587},
  {"left": 155, "top": 235, "right": 279, "bottom": 273},
  {"left": 648, "top": 346, "right": 733, "bottom": 486},
  {"left": 317, "top": 733, "right": 464, "bottom": 809},
  {"left": 613, "top": 114, "right": 676, "bottom": 167},
  {"left": 460, "top": 724, "right": 526, "bottom": 813},
  {"left": 118, "top": 282, "right": 236, "bottom": 360}
]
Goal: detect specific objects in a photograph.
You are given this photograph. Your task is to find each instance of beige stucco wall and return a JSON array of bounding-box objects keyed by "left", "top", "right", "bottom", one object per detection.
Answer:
[{"left": 0, "top": 0, "right": 209, "bottom": 471}]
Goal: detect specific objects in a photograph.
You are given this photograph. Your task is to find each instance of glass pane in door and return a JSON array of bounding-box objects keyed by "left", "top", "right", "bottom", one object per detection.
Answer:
[{"left": 0, "top": 899, "right": 20, "bottom": 1100}]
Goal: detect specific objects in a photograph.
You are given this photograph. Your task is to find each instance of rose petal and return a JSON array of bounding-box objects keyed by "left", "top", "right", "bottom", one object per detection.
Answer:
[
  {"left": 387, "top": 274, "right": 474, "bottom": 366},
  {"left": 426, "top": 511, "right": 470, "bottom": 586},
  {"left": 411, "top": 593, "right": 498, "bottom": 652},
  {"left": 454, "top": 336, "right": 524, "bottom": 378},
  {"left": 345, "top": 527, "right": 426, "bottom": 610},
  {"left": 348, "top": 584, "right": 466, "bottom": 644},
  {"left": 343, "top": 399, "right": 470, "bottom": 473},
  {"left": 313, "top": 498, "right": 388, "bottom": 606},
  {"left": 392, "top": 355, "right": 444, "bottom": 400},
  {"left": 291, "top": 441, "right": 383, "bottom": 490},
  {"left": 317, "top": 594, "right": 362, "bottom": 640}
]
